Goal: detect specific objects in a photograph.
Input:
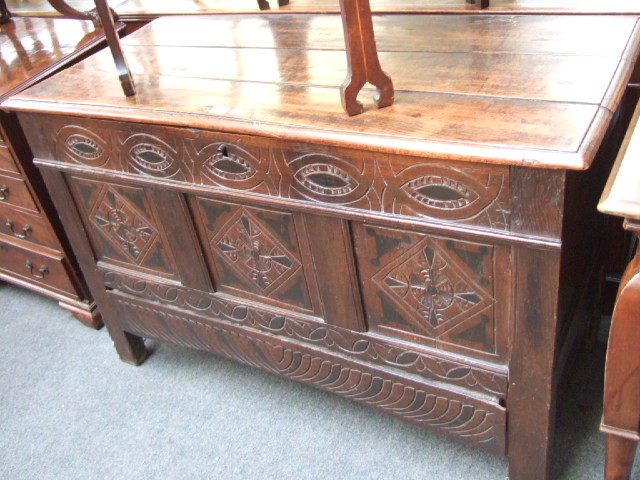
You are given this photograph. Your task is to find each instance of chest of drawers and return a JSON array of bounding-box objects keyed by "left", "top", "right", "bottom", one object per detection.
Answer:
[
  {"left": 5, "top": 13, "right": 640, "bottom": 479},
  {"left": 0, "top": 17, "right": 117, "bottom": 327}
]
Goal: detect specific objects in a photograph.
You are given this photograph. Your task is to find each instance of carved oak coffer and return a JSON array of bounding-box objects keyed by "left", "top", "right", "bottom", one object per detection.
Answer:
[
  {"left": 6, "top": 13, "right": 640, "bottom": 480},
  {"left": 22, "top": 113, "right": 511, "bottom": 452}
]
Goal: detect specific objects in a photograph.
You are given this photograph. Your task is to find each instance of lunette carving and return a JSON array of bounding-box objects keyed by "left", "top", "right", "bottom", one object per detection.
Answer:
[
  {"left": 103, "top": 270, "right": 506, "bottom": 396},
  {"left": 53, "top": 120, "right": 510, "bottom": 231},
  {"left": 123, "top": 134, "right": 181, "bottom": 179},
  {"left": 57, "top": 125, "right": 110, "bottom": 168}
]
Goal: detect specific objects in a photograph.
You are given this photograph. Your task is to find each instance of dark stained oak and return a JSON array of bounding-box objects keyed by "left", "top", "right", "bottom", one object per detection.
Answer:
[
  {"left": 598, "top": 100, "right": 640, "bottom": 480},
  {"left": 0, "top": 16, "right": 111, "bottom": 327},
  {"left": 5, "top": 13, "right": 640, "bottom": 480}
]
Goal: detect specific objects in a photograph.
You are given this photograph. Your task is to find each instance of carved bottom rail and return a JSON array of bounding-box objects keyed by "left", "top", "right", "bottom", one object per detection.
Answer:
[
  {"left": 103, "top": 270, "right": 507, "bottom": 397},
  {"left": 110, "top": 290, "right": 506, "bottom": 454}
]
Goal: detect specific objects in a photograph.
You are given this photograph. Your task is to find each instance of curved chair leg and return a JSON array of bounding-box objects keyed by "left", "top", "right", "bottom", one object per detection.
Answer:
[{"left": 601, "top": 250, "right": 640, "bottom": 480}]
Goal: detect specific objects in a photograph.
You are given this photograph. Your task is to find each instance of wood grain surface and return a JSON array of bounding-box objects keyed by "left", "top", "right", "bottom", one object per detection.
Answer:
[
  {"left": 6, "top": 0, "right": 640, "bottom": 19},
  {"left": 0, "top": 16, "right": 109, "bottom": 101}
]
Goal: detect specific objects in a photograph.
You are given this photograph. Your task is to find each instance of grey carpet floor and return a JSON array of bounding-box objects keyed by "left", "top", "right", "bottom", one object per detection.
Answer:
[{"left": 1, "top": 281, "right": 638, "bottom": 480}]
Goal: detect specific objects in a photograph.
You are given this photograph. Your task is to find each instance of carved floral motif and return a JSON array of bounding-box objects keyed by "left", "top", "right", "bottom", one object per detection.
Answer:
[
  {"left": 375, "top": 242, "right": 494, "bottom": 336},
  {"left": 212, "top": 208, "right": 301, "bottom": 294}
]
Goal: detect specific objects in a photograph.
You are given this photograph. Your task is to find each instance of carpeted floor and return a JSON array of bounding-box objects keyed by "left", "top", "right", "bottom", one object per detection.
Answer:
[{"left": 0, "top": 281, "right": 638, "bottom": 480}]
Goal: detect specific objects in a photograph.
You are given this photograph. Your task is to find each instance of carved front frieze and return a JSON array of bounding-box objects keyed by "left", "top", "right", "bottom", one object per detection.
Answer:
[
  {"left": 114, "top": 296, "right": 505, "bottom": 455},
  {"left": 46, "top": 116, "right": 510, "bottom": 232}
]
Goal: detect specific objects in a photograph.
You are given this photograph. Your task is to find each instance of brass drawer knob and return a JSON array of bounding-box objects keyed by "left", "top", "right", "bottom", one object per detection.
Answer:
[
  {"left": 25, "top": 260, "right": 49, "bottom": 279},
  {"left": 5, "top": 220, "right": 32, "bottom": 239}
]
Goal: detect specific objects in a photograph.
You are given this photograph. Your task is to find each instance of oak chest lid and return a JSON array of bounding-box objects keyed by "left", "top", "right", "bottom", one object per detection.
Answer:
[{"left": 4, "top": 13, "right": 640, "bottom": 169}]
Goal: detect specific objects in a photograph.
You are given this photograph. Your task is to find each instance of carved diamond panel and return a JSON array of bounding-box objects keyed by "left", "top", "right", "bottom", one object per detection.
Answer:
[
  {"left": 67, "top": 177, "right": 178, "bottom": 279},
  {"left": 192, "top": 197, "right": 315, "bottom": 314},
  {"left": 90, "top": 186, "right": 159, "bottom": 264},
  {"left": 354, "top": 224, "right": 501, "bottom": 357},
  {"left": 373, "top": 242, "right": 494, "bottom": 338},
  {"left": 212, "top": 209, "right": 301, "bottom": 295}
]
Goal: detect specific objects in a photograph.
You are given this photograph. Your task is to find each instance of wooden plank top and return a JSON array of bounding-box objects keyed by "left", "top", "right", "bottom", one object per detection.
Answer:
[
  {"left": 0, "top": 16, "right": 109, "bottom": 102},
  {"left": 599, "top": 99, "right": 640, "bottom": 221},
  {"left": 4, "top": 13, "right": 640, "bottom": 169},
  {"left": 7, "top": 0, "right": 640, "bottom": 19}
]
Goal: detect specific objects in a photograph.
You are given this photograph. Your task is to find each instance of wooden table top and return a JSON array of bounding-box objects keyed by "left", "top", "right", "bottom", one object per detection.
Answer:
[
  {"left": 7, "top": 0, "right": 640, "bottom": 19},
  {"left": 0, "top": 16, "right": 108, "bottom": 102},
  {"left": 599, "top": 99, "right": 640, "bottom": 221},
  {"left": 4, "top": 13, "right": 640, "bottom": 169}
]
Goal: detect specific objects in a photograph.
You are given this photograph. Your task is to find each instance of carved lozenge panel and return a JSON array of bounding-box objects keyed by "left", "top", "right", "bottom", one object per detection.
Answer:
[
  {"left": 191, "top": 197, "right": 319, "bottom": 315},
  {"left": 354, "top": 224, "right": 508, "bottom": 359},
  {"left": 67, "top": 176, "right": 179, "bottom": 280},
  {"left": 48, "top": 116, "right": 510, "bottom": 231}
]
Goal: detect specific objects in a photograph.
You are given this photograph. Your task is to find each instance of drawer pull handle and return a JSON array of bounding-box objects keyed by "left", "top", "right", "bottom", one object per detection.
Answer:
[
  {"left": 25, "top": 261, "right": 49, "bottom": 279},
  {"left": 5, "top": 220, "right": 32, "bottom": 239},
  {"left": 0, "top": 185, "right": 8, "bottom": 201}
]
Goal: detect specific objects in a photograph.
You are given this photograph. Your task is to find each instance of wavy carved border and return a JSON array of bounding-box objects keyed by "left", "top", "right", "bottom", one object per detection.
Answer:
[
  {"left": 104, "top": 270, "right": 507, "bottom": 397},
  {"left": 113, "top": 296, "right": 505, "bottom": 455}
]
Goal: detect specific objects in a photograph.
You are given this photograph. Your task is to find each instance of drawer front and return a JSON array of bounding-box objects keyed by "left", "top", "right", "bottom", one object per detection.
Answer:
[
  {"left": 0, "top": 145, "right": 19, "bottom": 174},
  {"left": 25, "top": 114, "right": 512, "bottom": 233},
  {"left": 0, "top": 205, "right": 59, "bottom": 249},
  {"left": 0, "top": 240, "right": 76, "bottom": 296},
  {"left": 0, "top": 172, "right": 39, "bottom": 213}
]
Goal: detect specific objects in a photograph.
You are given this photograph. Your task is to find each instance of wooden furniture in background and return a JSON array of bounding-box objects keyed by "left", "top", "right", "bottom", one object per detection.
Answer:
[
  {"left": 599, "top": 100, "right": 640, "bottom": 480},
  {"left": 0, "top": 16, "right": 110, "bottom": 327},
  {"left": 5, "top": 13, "right": 640, "bottom": 479}
]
